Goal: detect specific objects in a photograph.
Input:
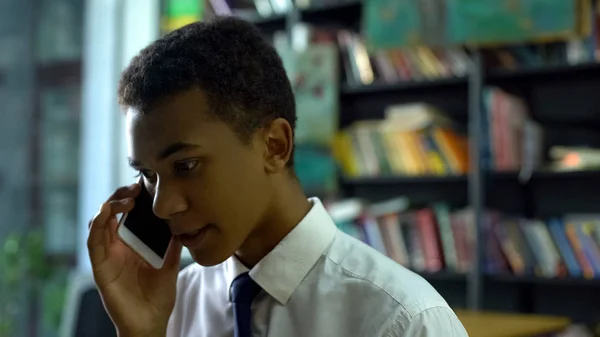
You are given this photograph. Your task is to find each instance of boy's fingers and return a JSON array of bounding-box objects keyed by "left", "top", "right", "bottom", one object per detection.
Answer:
[
  {"left": 107, "top": 184, "right": 141, "bottom": 202},
  {"left": 88, "top": 203, "right": 111, "bottom": 237},
  {"left": 87, "top": 197, "right": 134, "bottom": 263},
  {"left": 87, "top": 185, "right": 140, "bottom": 266},
  {"left": 87, "top": 198, "right": 133, "bottom": 235},
  {"left": 87, "top": 203, "right": 112, "bottom": 262},
  {"left": 107, "top": 198, "right": 135, "bottom": 215}
]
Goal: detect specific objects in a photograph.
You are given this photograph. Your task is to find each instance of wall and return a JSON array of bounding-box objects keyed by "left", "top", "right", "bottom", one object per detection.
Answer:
[
  {"left": 0, "top": 1, "right": 35, "bottom": 336},
  {"left": 78, "top": 0, "right": 161, "bottom": 271}
]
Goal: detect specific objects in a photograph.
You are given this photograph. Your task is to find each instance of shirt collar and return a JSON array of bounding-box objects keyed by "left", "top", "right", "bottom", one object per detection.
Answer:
[{"left": 224, "top": 197, "right": 337, "bottom": 305}]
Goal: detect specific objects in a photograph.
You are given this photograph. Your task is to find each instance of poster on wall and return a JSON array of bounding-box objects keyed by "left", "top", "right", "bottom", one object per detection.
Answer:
[
  {"left": 363, "top": 0, "right": 582, "bottom": 50},
  {"left": 277, "top": 43, "right": 340, "bottom": 196},
  {"left": 285, "top": 44, "right": 339, "bottom": 146}
]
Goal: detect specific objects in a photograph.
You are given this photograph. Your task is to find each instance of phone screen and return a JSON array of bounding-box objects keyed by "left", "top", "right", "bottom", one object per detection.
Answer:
[{"left": 122, "top": 184, "right": 172, "bottom": 258}]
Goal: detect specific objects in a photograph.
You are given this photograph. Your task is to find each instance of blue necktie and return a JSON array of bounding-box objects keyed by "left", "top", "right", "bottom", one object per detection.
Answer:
[{"left": 230, "top": 272, "right": 262, "bottom": 337}]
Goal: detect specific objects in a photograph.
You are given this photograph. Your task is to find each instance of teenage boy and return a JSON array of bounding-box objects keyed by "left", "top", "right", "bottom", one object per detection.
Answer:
[{"left": 87, "top": 16, "right": 468, "bottom": 337}]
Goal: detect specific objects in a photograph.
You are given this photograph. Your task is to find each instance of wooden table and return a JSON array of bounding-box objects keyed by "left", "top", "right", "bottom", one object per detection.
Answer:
[{"left": 456, "top": 310, "right": 571, "bottom": 337}]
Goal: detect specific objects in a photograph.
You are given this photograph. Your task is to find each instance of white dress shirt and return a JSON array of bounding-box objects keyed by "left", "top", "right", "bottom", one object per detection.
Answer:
[{"left": 167, "top": 198, "right": 468, "bottom": 337}]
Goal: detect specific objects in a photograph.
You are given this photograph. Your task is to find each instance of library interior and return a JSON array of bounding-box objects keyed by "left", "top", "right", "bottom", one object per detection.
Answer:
[{"left": 1, "top": 0, "right": 600, "bottom": 336}]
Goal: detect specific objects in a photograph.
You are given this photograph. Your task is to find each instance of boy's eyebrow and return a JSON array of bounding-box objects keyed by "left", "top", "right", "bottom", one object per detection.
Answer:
[
  {"left": 127, "top": 142, "right": 201, "bottom": 168},
  {"left": 157, "top": 142, "right": 201, "bottom": 161}
]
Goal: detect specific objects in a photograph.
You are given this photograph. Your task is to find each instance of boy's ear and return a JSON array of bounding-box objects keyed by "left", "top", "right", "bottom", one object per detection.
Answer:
[{"left": 262, "top": 118, "right": 293, "bottom": 174}]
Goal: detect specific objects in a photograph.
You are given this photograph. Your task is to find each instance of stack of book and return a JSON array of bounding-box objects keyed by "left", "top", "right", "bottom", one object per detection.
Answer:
[
  {"left": 326, "top": 196, "right": 600, "bottom": 280},
  {"left": 333, "top": 103, "right": 469, "bottom": 178},
  {"left": 326, "top": 197, "right": 474, "bottom": 274},
  {"left": 485, "top": 213, "right": 600, "bottom": 280},
  {"left": 337, "top": 30, "right": 469, "bottom": 87},
  {"left": 548, "top": 146, "right": 600, "bottom": 172},
  {"left": 482, "top": 87, "right": 543, "bottom": 174}
]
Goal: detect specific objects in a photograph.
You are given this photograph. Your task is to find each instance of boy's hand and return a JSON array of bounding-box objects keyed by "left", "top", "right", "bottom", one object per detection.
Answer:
[{"left": 87, "top": 184, "right": 182, "bottom": 337}]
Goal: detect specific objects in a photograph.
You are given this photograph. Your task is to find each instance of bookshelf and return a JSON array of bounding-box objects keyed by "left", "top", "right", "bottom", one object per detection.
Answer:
[
  {"left": 341, "top": 175, "right": 468, "bottom": 208},
  {"left": 246, "top": 13, "right": 287, "bottom": 33},
  {"left": 299, "top": 0, "right": 361, "bottom": 27},
  {"left": 492, "top": 170, "right": 600, "bottom": 180},
  {"left": 341, "top": 174, "right": 468, "bottom": 185},
  {"left": 488, "top": 62, "right": 600, "bottom": 81},
  {"left": 486, "top": 274, "right": 600, "bottom": 287},
  {"left": 248, "top": 0, "right": 600, "bottom": 328},
  {"left": 341, "top": 76, "right": 468, "bottom": 95},
  {"left": 299, "top": 0, "right": 361, "bottom": 13},
  {"left": 420, "top": 271, "right": 467, "bottom": 281}
]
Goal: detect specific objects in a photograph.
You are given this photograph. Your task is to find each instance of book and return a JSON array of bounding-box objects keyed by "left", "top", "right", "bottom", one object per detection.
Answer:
[
  {"left": 489, "top": 213, "right": 600, "bottom": 279},
  {"left": 483, "top": 87, "right": 544, "bottom": 173},
  {"left": 326, "top": 198, "right": 475, "bottom": 274},
  {"left": 328, "top": 197, "right": 600, "bottom": 280},
  {"left": 332, "top": 104, "right": 469, "bottom": 178}
]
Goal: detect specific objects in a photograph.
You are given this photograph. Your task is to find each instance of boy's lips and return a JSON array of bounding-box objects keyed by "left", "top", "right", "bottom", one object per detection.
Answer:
[{"left": 177, "top": 226, "right": 211, "bottom": 248}]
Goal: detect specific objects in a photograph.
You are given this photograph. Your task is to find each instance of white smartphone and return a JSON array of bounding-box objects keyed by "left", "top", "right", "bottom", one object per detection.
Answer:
[{"left": 117, "top": 179, "right": 173, "bottom": 269}]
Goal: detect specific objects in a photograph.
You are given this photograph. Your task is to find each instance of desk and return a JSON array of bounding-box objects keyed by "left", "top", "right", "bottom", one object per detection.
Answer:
[{"left": 456, "top": 310, "right": 571, "bottom": 337}]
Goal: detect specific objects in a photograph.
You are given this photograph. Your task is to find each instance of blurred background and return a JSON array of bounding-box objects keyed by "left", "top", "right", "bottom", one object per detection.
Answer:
[{"left": 2, "top": 0, "right": 600, "bottom": 336}]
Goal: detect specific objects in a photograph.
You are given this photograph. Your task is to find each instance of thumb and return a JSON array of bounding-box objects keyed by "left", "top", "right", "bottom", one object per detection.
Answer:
[{"left": 163, "top": 237, "right": 183, "bottom": 271}]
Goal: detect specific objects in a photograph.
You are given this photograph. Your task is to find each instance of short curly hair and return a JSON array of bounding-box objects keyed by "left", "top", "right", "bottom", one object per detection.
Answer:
[{"left": 118, "top": 16, "right": 296, "bottom": 166}]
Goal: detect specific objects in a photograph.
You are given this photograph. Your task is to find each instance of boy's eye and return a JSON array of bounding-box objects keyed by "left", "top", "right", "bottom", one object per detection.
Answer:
[{"left": 174, "top": 159, "right": 199, "bottom": 172}]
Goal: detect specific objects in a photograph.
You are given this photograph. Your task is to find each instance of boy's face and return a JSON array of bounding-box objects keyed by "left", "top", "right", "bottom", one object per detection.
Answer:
[{"left": 125, "top": 89, "right": 274, "bottom": 266}]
